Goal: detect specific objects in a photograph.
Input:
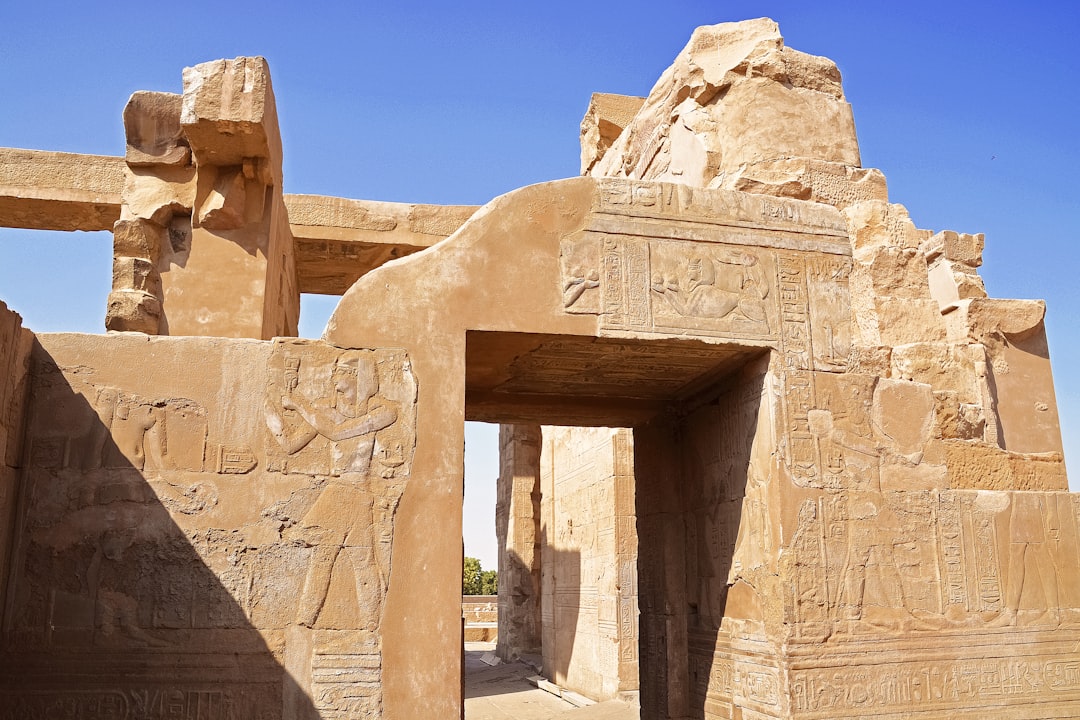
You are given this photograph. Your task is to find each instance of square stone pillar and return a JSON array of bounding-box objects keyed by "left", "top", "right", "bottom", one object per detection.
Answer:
[
  {"left": 107, "top": 57, "right": 298, "bottom": 339},
  {"left": 495, "top": 424, "right": 542, "bottom": 660}
]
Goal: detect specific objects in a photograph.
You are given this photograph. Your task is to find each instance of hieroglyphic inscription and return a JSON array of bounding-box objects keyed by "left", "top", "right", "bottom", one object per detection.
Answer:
[
  {"left": 791, "top": 655, "right": 1080, "bottom": 715},
  {"left": 599, "top": 236, "right": 649, "bottom": 329},
  {"left": 937, "top": 492, "right": 968, "bottom": 608},
  {"left": 805, "top": 255, "right": 852, "bottom": 372},
  {"left": 0, "top": 687, "right": 274, "bottom": 720},
  {"left": 593, "top": 178, "right": 849, "bottom": 239},
  {"left": 565, "top": 233, "right": 780, "bottom": 341},
  {"left": 612, "top": 430, "right": 638, "bottom": 676},
  {"left": 777, "top": 253, "right": 820, "bottom": 486}
]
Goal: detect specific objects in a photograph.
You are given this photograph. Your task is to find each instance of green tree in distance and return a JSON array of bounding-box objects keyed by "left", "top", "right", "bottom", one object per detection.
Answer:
[{"left": 463, "top": 556, "right": 497, "bottom": 595}]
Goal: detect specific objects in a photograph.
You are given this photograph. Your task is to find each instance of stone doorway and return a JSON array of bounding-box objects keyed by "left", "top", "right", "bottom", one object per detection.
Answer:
[{"left": 466, "top": 330, "right": 770, "bottom": 719}]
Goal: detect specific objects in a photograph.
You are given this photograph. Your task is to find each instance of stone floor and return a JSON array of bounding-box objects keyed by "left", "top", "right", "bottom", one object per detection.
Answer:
[{"left": 464, "top": 643, "right": 639, "bottom": 720}]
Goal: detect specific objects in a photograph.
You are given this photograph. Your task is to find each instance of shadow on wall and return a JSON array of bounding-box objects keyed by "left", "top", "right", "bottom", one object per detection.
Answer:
[
  {"left": 634, "top": 361, "right": 766, "bottom": 719},
  {"left": 544, "top": 545, "right": 582, "bottom": 693},
  {"left": 0, "top": 341, "right": 319, "bottom": 720}
]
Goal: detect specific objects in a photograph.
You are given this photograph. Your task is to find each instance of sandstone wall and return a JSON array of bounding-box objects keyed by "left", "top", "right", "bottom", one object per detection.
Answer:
[
  {"left": 540, "top": 426, "right": 637, "bottom": 701},
  {"left": 0, "top": 301, "right": 31, "bottom": 619},
  {"left": 495, "top": 424, "right": 542, "bottom": 660},
  {"left": 0, "top": 333, "right": 416, "bottom": 720}
]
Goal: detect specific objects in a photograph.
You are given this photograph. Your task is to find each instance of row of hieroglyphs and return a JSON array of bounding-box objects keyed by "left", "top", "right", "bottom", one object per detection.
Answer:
[
  {"left": 3, "top": 339, "right": 416, "bottom": 720},
  {"left": 786, "top": 490, "right": 1080, "bottom": 638}
]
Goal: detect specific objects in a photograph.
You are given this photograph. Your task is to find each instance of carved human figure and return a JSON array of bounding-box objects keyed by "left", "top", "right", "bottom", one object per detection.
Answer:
[
  {"left": 652, "top": 249, "right": 769, "bottom": 328},
  {"left": 832, "top": 496, "right": 919, "bottom": 631},
  {"left": 998, "top": 493, "right": 1060, "bottom": 626},
  {"left": 89, "top": 387, "right": 160, "bottom": 470},
  {"left": 275, "top": 354, "right": 398, "bottom": 629},
  {"left": 729, "top": 465, "right": 770, "bottom": 584},
  {"left": 563, "top": 267, "right": 600, "bottom": 307}
]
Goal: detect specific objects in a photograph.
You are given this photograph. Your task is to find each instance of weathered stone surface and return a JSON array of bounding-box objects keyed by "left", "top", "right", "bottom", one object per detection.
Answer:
[
  {"left": 0, "top": 302, "right": 31, "bottom": 621},
  {"left": 0, "top": 17, "right": 1077, "bottom": 720},
  {"left": 287, "top": 195, "right": 478, "bottom": 294},
  {"left": 181, "top": 57, "right": 282, "bottom": 171},
  {"left": 579, "top": 92, "right": 645, "bottom": 175},
  {"left": 0, "top": 148, "right": 122, "bottom": 231},
  {"left": 589, "top": 18, "right": 860, "bottom": 188},
  {"left": 123, "top": 91, "right": 190, "bottom": 167},
  {"left": 725, "top": 157, "right": 888, "bottom": 210},
  {"left": 0, "top": 334, "right": 416, "bottom": 719},
  {"left": 538, "top": 426, "right": 637, "bottom": 702},
  {"left": 496, "top": 424, "right": 542, "bottom": 662},
  {"left": 0, "top": 147, "right": 473, "bottom": 298}
]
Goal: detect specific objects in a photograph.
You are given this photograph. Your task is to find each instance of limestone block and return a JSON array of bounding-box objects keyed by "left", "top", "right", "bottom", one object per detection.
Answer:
[
  {"left": 853, "top": 294, "right": 948, "bottom": 347},
  {"left": 123, "top": 91, "right": 190, "bottom": 167},
  {"left": 927, "top": 256, "right": 987, "bottom": 310},
  {"left": 588, "top": 18, "right": 860, "bottom": 187},
  {"left": 723, "top": 158, "right": 888, "bottom": 210},
  {"left": 942, "top": 441, "right": 1067, "bottom": 490},
  {"left": 112, "top": 217, "right": 163, "bottom": 260},
  {"left": 181, "top": 56, "right": 282, "bottom": 170},
  {"left": 0, "top": 148, "right": 123, "bottom": 231},
  {"left": 891, "top": 342, "right": 979, "bottom": 404},
  {"left": 932, "top": 390, "right": 986, "bottom": 441},
  {"left": 105, "top": 289, "right": 162, "bottom": 334},
  {"left": 847, "top": 345, "right": 891, "bottom": 377},
  {"left": 121, "top": 163, "right": 196, "bottom": 226},
  {"left": 945, "top": 297, "right": 1046, "bottom": 343},
  {"left": 845, "top": 200, "right": 930, "bottom": 252},
  {"left": 921, "top": 229, "right": 984, "bottom": 267},
  {"left": 855, "top": 245, "right": 930, "bottom": 298},
  {"left": 579, "top": 92, "right": 645, "bottom": 175},
  {"left": 112, "top": 256, "right": 162, "bottom": 297},
  {"left": 872, "top": 378, "right": 934, "bottom": 457},
  {"left": 197, "top": 165, "right": 247, "bottom": 230}
]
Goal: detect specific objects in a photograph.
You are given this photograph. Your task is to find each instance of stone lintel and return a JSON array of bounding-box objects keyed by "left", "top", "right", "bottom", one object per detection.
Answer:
[
  {"left": 0, "top": 148, "right": 123, "bottom": 231},
  {"left": 288, "top": 195, "right": 478, "bottom": 294},
  {"left": 0, "top": 149, "right": 476, "bottom": 295}
]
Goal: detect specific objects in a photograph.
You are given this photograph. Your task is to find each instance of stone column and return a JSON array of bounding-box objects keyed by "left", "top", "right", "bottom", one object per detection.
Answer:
[
  {"left": 106, "top": 57, "right": 299, "bottom": 339},
  {"left": 495, "top": 424, "right": 542, "bottom": 660},
  {"left": 612, "top": 428, "right": 639, "bottom": 695},
  {"left": 0, "top": 301, "right": 31, "bottom": 616}
]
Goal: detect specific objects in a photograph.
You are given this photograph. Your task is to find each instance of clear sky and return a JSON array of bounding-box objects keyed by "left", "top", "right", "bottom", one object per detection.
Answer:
[{"left": 2, "top": 2, "right": 1078, "bottom": 568}]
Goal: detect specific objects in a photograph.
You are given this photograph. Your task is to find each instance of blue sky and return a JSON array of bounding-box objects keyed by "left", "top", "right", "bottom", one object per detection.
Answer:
[{"left": 2, "top": 2, "right": 1078, "bottom": 567}]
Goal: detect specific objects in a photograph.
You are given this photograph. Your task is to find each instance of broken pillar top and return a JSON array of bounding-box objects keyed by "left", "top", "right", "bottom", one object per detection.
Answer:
[
  {"left": 180, "top": 56, "right": 283, "bottom": 177},
  {"left": 588, "top": 17, "right": 861, "bottom": 188}
]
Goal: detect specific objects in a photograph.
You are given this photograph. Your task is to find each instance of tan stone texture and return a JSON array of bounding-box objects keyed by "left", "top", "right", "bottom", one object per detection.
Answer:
[
  {"left": 0, "top": 333, "right": 416, "bottom": 718},
  {"left": 0, "top": 148, "right": 122, "bottom": 231},
  {"left": 539, "top": 426, "right": 638, "bottom": 702},
  {"left": 0, "top": 16, "right": 1078, "bottom": 720},
  {"left": 579, "top": 92, "right": 645, "bottom": 175},
  {"left": 495, "top": 424, "right": 542, "bottom": 661},
  {"left": 588, "top": 18, "right": 860, "bottom": 189}
]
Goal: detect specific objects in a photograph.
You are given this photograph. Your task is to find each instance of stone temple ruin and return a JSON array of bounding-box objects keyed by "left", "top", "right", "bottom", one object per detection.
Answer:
[{"left": 1, "top": 17, "right": 1078, "bottom": 719}]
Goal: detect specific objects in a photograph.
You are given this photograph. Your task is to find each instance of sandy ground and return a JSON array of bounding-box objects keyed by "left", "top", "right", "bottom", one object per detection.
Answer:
[{"left": 463, "top": 642, "right": 639, "bottom": 720}]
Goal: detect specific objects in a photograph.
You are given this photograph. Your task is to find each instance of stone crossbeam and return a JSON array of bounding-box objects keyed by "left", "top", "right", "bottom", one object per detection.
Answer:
[{"left": 0, "top": 147, "right": 477, "bottom": 294}]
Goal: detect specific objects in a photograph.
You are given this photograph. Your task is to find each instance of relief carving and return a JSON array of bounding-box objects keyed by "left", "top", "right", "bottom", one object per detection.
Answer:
[
  {"left": 650, "top": 246, "right": 771, "bottom": 334},
  {"left": 560, "top": 233, "right": 780, "bottom": 341},
  {"left": 263, "top": 341, "right": 416, "bottom": 718},
  {"left": 786, "top": 490, "right": 1080, "bottom": 642}
]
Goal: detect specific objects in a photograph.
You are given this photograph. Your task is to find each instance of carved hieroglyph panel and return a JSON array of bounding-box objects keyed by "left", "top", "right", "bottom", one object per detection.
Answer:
[
  {"left": 785, "top": 490, "right": 1080, "bottom": 642},
  {"left": 2, "top": 338, "right": 417, "bottom": 720},
  {"left": 4, "top": 353, "right": 279, "bottom": 718},
  {"left": 562, "top": 234, "right": 780, "bottom": 342},
  {"left": 562, "top": 235, "right": 854, "bottom": 488},
  {"left": 263, "top": 340, "right": 416, "bottom": 719}
]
